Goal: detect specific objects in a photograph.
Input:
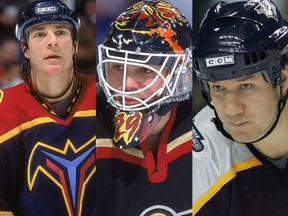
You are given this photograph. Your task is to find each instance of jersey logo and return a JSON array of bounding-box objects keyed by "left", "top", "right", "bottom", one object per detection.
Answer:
[
  {"left": 192, "top": 121, "right": 204, "bottom": 152},
  {"left": 113, "top": 111, "right": 142, "bottom": 145},
  {"left": 140, "top": 205, "right": 192, "bottom": 216},
  {"left": 254, "top": 0, "right": 278, "bottom": 21},
  {"left": 27, "top": 137, "right": 96, "bottom": 216}
]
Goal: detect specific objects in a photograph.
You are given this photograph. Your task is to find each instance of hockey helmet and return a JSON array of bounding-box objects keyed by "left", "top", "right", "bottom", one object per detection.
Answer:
[
  {"left": 15, "top": 0, "right": 81, "bottom": 42},
  {"left": 193, "top": 0, "right": 288, "bottom": 85}
]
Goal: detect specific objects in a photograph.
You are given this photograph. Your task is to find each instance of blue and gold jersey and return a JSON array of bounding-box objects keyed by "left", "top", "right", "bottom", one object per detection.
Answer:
[
  {"left": 0, "top": 74, "right": 96, "bottom": 216},
  {"left": 193, "top": 105, "right": 288, "bottom": 216}
]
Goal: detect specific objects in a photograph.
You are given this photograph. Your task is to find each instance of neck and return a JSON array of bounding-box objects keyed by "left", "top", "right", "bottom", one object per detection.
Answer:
[
  {"left": 252, "top": 102, "right": 288, "bottom": 159},
  {"left": 31, "top": 70, "right": 75, "bottom": 104},
  {"left": 145, "top": 110, "right": 171, "bottom": 158}
]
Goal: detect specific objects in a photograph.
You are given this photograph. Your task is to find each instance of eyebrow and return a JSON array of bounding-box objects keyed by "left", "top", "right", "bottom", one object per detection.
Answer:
[
  {"left": 210, "top": 74, "right": 257, "bottom": 83},
  {"left": 30, "top": 24, "right": 70, "bottom": 32}
]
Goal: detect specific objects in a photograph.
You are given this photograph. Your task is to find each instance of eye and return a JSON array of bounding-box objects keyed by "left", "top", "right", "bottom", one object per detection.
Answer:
[
  {"left": 138, "top": 67, "right": 153, "bottom": 74},
  {"left": 33, "top": 31, "right": 46, "bottom": 38},
  {"left": 112, "top": 64, "right": 124, "bottom": 71},
  {"left": 241, "top": 83, "right": 253, "bottom": 90},
  {"left": 56, "top": 30, "right": 66, "bottom": 36},
  {"left": 211, "top": 85, "right": 225, "bottom": 92},
  {"left": 56, "top": 29, "right": 70, "bottom": 36}
]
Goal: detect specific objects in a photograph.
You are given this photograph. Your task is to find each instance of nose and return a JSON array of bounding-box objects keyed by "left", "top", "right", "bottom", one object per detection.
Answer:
[
  {"left": 124, "top": 68, "right": 140, "bottom": 91},
  {"left": 46, "top": 31, "right": 58, "bottom": 48},
  {"left": 222, "top": 91, "right": 244, "bottom": 116}
]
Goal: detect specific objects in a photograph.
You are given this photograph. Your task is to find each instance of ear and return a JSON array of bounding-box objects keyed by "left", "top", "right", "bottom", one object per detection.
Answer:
[
  {"left": 21, "top": 43, "right": 30, "bottom": 59},
  {"left": 281, "top": 64, "right": 288, "bottom": 92},
  {"left": 73, "top": 40, "right": 78, "bottom": 54}
]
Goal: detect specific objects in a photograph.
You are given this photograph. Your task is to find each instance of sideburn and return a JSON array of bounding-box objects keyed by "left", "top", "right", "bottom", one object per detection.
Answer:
[{"left": 21, "top": 43, "right": 31, "bottom": 84}]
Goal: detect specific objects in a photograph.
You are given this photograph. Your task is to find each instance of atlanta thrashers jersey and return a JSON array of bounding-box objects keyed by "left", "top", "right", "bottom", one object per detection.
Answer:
[
  {"left": 95, "top": 87, "right": 192, "bottom": 216},
  {"left": 0, "top": 74, "right": 96, "bottom": 216},
  {"left": 193, "top": 105, "right": 288, "bottom": 216}
]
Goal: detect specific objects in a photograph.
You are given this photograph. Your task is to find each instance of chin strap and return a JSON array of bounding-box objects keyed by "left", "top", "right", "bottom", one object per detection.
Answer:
[
  {"left": 211, "top": 99, "right": 286, "bottom": 143},
  {"left": 202, "top": 83, "right": 288, "bottom": 144}
]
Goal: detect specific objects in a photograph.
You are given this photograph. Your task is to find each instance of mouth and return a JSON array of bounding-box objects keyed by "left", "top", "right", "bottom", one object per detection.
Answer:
[
  {"left": 227, "top": 121, "right": 249, "bottom": 132},
  {"left": 115, "top": 96, "right": 141, "bottom": 106},
  {"left": 45, "top": 54, "right": 61, "bottom": 60},
  {"left": 124, "top": 99, "right": 141, "bottom": 106}
]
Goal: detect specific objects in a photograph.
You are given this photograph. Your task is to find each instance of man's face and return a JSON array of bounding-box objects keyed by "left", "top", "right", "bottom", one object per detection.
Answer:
[
  {"left": 24, "top": 23, "right": 76, "bottom": 77},
  {"left": 209, "top": 72, "right": 280, "bottom": 143},
  {"left": 105, "top": 62, "right": 169, "bottom": 107}
]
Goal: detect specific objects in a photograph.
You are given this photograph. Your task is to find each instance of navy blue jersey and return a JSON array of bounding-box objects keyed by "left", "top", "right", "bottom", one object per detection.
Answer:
[
  {"left": 0, "top": 74, "right": 96, "bottom": 216},
  {"left": 95, "top": 87, "right": 192, "bottom": 216},
  {"left": 193, "top": 105, "right": 288, "bottom": 216}
]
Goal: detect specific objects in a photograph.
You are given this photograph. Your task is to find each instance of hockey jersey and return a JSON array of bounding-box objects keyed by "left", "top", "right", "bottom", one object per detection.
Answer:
[
  {"left": 95, "top": 87, "right": 192, "bottom": 216},
  {"left": 0, "top": 74, "right": 96, "bottom": 216},
  {"left": 193, "top": 105, "right": 288, "bottom": 216}
]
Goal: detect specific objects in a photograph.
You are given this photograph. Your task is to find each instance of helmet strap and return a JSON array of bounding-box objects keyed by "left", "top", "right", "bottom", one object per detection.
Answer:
[{"left": 72, "top": 40, "right": 78, "bottom": 73}]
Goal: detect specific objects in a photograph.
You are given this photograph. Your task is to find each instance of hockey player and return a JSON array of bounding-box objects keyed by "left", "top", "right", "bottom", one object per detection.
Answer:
[
  {"left": 0, "top": 0, "right": 96, "bottom": 215},
  {"left": 193, "top": 0, "right": 288, "bottom": 215},
  {"left": 96, "top": 0, "right": 193, "bottom": 215}
]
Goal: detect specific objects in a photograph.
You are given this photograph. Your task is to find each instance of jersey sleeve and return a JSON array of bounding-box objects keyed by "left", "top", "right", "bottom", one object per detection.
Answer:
[{"left": 0, "top": 141, "right": 14, "bottom": 215}]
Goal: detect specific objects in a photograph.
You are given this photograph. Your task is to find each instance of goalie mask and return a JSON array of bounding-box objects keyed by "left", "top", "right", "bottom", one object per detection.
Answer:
[{"left": 97, "top": 0, "right": 192, "bottom": 148}]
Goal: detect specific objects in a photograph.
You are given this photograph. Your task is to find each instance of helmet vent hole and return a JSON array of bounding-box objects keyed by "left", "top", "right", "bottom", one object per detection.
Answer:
[
  {"left": 244, "top": 53, "right": 251, "bottom": 65},
  {"left": 258, "top": 50, "right": 266, "bottom": 60},
  {"left": 244, "top": 51, "right": 267, "bottom": 65},
  {"left": 251, "top": 52, "right": 258, "bottom": 63}
]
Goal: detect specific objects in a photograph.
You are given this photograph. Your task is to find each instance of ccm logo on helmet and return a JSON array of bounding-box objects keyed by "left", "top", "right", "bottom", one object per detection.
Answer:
[
  {"left": 205, "top": 55, "right": 235, "bottom": 67},
  {"left": 36, "top": 6, "right": 57, "bottom": 14}
]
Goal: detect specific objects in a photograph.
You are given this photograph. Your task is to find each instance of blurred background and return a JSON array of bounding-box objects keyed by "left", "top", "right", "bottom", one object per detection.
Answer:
[
  {"left": 1, "top": 0, "right": 288, "bottom": 116},
  {"left": 192, "top": 0, "right": 288, "bottom": 116}
]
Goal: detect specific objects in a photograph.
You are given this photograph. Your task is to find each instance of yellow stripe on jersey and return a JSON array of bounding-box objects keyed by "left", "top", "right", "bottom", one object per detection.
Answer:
[
  {"left": 0, "top": 117, "right": 56, "bottom": 144},
  {"left": 0, "top": 211, "right": 14, "bottom": 216},
  {"left": 74, "top": 110, "right": 96, "bottom": 117},
  {"left": 167, "top": 131, "right": 191, "bottom": 153},
  {"left": 0, "top": 110, "right": 95, "bottom": 144},
  {"left": 193, "top": 157, "right": 262, "bottom": 215}
]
